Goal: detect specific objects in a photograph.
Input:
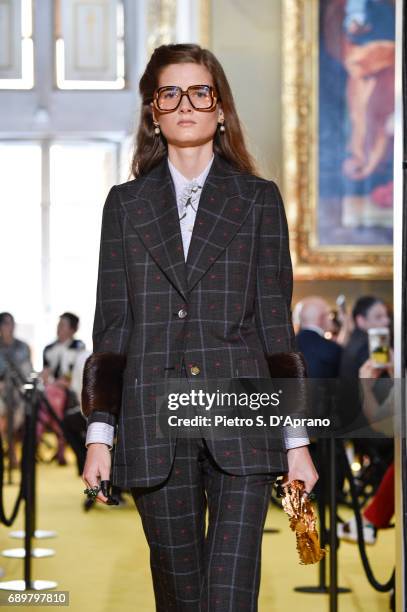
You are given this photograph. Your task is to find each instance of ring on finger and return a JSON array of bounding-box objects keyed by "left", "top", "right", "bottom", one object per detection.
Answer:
[
  {"left": 303, "top": 490, "right": 315, "bottom": 500},
  {"left": 83, "top": 485, "right": 101, "bottom": 498}
]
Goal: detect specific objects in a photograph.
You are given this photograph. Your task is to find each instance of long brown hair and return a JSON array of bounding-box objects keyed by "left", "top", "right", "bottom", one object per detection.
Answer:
[{"left": 130, "top": 43, "right": 257, "bottom": 178}]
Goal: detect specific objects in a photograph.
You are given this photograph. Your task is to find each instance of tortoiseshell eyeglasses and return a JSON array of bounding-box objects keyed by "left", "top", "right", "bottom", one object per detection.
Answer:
[{"left": 153, "top": 85, "right": 218, "bottom": 112}]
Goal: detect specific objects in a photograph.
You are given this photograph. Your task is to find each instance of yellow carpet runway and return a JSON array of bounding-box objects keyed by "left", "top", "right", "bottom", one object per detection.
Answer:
[{"left": 0, "top": 451, "right": 394, "bottom": 612}]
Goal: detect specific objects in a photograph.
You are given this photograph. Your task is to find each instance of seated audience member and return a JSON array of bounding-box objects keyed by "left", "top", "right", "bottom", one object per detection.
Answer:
[
  {"left": 338, "top": 296, "right": 393, "bottom": 488},
  {"left": 295, "top": 297, "right": 343, "bottom": 497},
  {"left": 338, "top": 295, "right": 392, "bottom": 426},
  {"left": 0, "top": 312, "right": 32, "bottom": 378},
  {"left": 42, "top": 312, "right": 85, "bottom": 384},
  {"left": 339, "top": 295, "right": 390, "bottom": 379},
  {"left": 0, "top": 312, "right": 33, "bottom": 467},
  {"left": 296, "top": 296, "right": 342, "bottom": 378},
  {"left": 39, "top": 312, "right": 86, "bottom": 465}
]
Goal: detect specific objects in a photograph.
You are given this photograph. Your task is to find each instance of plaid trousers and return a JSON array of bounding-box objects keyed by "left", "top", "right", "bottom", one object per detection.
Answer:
[{"left": 130, "top": 361, "right": 276, "bottom": 612}]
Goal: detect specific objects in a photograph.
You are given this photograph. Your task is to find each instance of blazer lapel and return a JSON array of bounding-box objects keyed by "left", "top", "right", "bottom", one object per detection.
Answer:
[
  {"left": 185, "top": 152, "right": 255, "bottom": 292},
  {"left": 120, "top": 158, "right": 189, "bottom": 300}
]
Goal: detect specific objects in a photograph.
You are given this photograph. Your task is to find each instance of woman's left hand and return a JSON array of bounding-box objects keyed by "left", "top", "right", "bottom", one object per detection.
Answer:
[{"left": 282, "top": 445, "right": 319, "bottom": 496}]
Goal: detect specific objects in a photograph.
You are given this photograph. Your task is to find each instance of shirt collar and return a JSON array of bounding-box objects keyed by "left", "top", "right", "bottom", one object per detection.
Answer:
[
  {"left": 167, "top": 153, "right": 214, "bottom": 192},
  {"left": 301, "top": 324, "right": 326, "bottom": 338}
]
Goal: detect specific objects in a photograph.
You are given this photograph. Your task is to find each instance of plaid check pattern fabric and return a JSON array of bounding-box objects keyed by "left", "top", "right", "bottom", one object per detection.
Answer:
[
  {"left": 87, "top": 151, "right": 297, "bottom": 488},
  {"left": 131, "top": 433, "right": 276, "bottom": 612}
]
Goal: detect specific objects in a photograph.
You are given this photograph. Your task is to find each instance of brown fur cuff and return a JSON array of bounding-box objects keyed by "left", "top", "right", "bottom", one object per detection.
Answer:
[
  {"left": 266, "top": 351, "right": 308, "bottom": 417},
  {"left": 266, "top": 351, "right": 308, "bottom": 378},
  {"left": 81, "top": 352, "right": 127, "bottom": 418}
]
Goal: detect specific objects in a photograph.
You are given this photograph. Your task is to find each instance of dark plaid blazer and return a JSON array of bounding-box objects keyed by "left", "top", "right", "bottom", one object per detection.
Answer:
[{"left": 87, "top": 151, "right": 298, "bottom": 488}]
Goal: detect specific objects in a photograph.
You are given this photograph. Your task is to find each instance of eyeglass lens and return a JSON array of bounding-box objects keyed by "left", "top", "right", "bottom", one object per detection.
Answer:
[{"left": 157, "top": 86, "right": 214, "bottom": 110}]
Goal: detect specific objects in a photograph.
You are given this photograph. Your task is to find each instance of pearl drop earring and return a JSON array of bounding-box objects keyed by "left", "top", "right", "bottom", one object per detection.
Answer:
[{"left": 154, "top": 123, "right": 161, "bottom": 135}]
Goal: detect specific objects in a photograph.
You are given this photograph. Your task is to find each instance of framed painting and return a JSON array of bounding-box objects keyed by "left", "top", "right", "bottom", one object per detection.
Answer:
[{"left": 282, "top": 0, "right": 395, "bottom": 279}]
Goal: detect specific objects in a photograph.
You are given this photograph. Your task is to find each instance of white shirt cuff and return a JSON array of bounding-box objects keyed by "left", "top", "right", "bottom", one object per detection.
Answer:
[
  {"left": 283, "top": 426, "right": 310, "bottom": 449},
  {"left": 284, "top": 437, "right": 310, "bottom": 449},
  {"left": 86, "top": 422, "right": 309, "bottom": 450},
  {"left": 86, "top": 422, "right": 115, "bottom": 450}
]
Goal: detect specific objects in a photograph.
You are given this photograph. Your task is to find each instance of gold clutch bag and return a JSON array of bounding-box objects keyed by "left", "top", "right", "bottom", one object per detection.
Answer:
[{"left": 279, "top": 479, "right": 326, "bottom": 565}]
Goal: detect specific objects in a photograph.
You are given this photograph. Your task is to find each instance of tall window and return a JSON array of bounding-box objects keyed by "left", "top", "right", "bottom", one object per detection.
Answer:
[
  {"left": 0, "top": 140, "right": 118, "bottom": 369},
  {"left": 0, "top": 142, "right": 41, "bottom": 361},
  {"left": 49, "top": 142, "right": 117, "bottom": 353}
]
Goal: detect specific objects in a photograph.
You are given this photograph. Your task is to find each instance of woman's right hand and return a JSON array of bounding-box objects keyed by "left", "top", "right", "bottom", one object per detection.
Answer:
[{"left": 82, "top": 444, "right": 111, "bottom": 504}]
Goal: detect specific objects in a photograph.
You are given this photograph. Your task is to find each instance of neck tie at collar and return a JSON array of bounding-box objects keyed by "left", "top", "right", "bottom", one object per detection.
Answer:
[{"left": 178, "top": 180, "right": 202, "bottom": 219}]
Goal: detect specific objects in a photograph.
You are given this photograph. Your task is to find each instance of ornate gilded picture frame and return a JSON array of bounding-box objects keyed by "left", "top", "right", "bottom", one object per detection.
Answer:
[{"left": 282, "top": 0, "right": 394, "bottom": 280}]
